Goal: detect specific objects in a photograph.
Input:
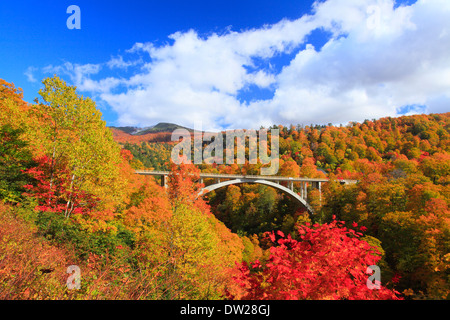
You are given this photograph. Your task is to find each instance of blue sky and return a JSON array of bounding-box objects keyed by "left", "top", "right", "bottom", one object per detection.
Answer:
[{"left": 1, "top": 0, "right": 449, "bottom": 130}]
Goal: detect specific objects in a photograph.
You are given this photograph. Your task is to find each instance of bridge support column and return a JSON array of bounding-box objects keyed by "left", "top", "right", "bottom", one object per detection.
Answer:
[
  {"left": 302, "top": 182, "right": 306, "bottom": 199},
  {"left": 305, "top": 182, "right": 307, "bottom": 200},
  {"left": 288, "top": 181, "right": 293, "bottom": 191},
  {"left": 300, "top": 182, "right": 307, "bottom": 200},
  {"left": 161, "top": 175, "right": 168, "bottom": 188},
  {"left": 318, "top": 182, "right": 322, "bottom": 206}
]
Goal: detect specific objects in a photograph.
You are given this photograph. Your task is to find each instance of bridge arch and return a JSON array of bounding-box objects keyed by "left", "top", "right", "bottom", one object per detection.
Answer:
[{"left": 198, "top": 178, "right": 314, "bottom": 214}]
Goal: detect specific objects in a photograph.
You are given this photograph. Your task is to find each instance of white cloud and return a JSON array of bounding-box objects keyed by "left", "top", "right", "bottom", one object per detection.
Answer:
[
  {"left": 42, "top": 62, "right": 101, "bottom": 90},
  {"left": 24, "top": 66, "right": 37, "bottom": 83},
  {"left": 106, "top": 55, "right": 142, "bottom": 70},
  {"left": 252, "top": 0, "right": 450, "bottom": 126},
  {"left": 37, "top": 0, "right": 450, "bottom": 130},
  {"left": 245, "top": 70, "right": 276, "bottom": 88}
]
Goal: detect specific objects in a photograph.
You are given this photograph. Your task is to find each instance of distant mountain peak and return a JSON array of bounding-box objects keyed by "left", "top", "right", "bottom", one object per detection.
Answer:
[{"left": 109, "top": 122, "right": 192, "bottom": 135}]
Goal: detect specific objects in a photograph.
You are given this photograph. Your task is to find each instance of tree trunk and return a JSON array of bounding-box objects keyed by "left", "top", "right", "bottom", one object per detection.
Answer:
[{"left": 64, "top": 173, "right": 76, "bottom": 218}]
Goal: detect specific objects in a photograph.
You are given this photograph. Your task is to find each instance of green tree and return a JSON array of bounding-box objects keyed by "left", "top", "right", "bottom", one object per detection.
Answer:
[
  {"left": 0, "top": 125, "right": 35, "bottom": 203},
  {"left": 34, "top": 76, "right": 125, "bottom": 218}
]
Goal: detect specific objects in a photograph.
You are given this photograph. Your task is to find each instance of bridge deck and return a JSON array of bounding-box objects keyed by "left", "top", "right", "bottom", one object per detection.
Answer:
[{"left": 135, "top": 170, "right": 357, "bottom": 184}]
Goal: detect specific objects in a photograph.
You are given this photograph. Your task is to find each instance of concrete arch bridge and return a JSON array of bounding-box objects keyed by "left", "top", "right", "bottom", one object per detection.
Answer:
[{"left": 135, "top": 170, "right": 357, "bottom": 214}]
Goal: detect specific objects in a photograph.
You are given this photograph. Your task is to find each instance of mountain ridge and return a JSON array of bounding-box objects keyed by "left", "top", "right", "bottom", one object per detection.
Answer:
[{"left": 109, "top": 122, "right": 192, "bottom": 135}]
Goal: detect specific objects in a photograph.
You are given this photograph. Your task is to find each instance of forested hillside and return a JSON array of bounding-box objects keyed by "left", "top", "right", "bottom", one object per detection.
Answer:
[
  {"left": 118, "top": 106, "right": 450, "bottom": 300},
  {"left": 0, "top": 76, "right": 448, "bottom": 300}
]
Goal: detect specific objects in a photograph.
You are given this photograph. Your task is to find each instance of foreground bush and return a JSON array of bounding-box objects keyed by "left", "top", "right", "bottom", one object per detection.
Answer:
[
  {"left": 0, "top": 203, "right": 72, "bottom": 299},
  {"left": 232, "top": 219, "right": 402, "bottom": 300}
]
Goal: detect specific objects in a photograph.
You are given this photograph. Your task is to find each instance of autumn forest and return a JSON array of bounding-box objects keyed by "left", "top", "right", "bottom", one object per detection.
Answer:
[{"left": 0, "top": 76, "right": 449, "bottom": 300}]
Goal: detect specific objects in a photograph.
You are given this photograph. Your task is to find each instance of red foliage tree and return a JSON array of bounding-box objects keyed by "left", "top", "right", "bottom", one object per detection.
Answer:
[
  {"left": 232, "top": 219, "right": 401, "bottom": 300},
  {"left": 23, "top": 156, "right": 97, "bottom": 216}
]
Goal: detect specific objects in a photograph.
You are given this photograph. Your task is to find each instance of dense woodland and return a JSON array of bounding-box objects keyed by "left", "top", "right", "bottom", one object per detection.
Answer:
[{"left": 0, "top": 76, "right": 448, "bottom": 300}]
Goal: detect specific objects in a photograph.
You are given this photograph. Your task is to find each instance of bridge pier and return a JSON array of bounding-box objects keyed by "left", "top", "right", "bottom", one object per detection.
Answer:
[
  {"left": 300, "top": 182, "right": 307, "bottom": 200},
  {"left": 318, "top": 182, "right": 322, "bottom": 205},
  {"left": 305, "top": 183, "right": 308, "bottom": 200},
  {"left": 288, "top": 181, "right": 293, "bottom": 191},
  {"left": 160, "top": 175, "right": 168, "bottom": 188}
]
